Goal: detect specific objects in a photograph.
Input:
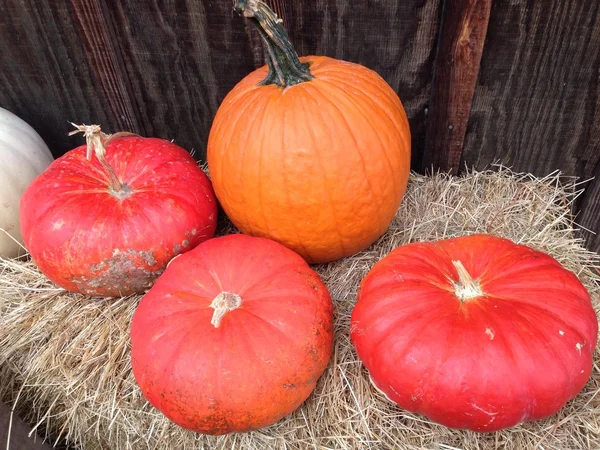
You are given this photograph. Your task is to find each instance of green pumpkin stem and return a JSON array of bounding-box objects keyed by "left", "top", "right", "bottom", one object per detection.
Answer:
[
  {"left": 234, "top": 0, "right": 314, "bottom": 87},
  {"left": 69, "top": 123, "right": 135, "bottom": 198}
]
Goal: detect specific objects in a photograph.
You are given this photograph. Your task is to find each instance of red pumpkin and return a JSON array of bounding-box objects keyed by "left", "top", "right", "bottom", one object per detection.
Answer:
[
  {"left": 350, "top": 234, "right": 598, "bottom": 432},
  {"left": 20, "top": 125, "right": 217, "bottom": 297},
  {"left": 130, "top": 234, "right": 334, "bottom": 435}
]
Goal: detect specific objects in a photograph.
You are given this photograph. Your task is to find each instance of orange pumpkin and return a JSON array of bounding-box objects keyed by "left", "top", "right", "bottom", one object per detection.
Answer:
[{"left": 207, "top": 0, "right": 411, "bottom": 264}]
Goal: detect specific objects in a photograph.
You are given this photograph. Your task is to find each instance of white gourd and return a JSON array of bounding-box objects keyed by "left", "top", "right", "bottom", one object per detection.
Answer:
[{"left": 0, "top": 107, "right": 54, "bottom": 258}]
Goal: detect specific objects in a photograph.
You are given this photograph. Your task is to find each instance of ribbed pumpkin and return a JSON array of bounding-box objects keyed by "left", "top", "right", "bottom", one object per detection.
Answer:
[
  {"left": 207, "top": 0, "right": 411, "bottom": 264},
  {"left": 0, "top": 107, "right": 54, "bottom": 258},
  {"left": 20, "top": 124, "right": 217, "bottom": 297},
  {"left": 351, "top": 234, "right": 598, "bottom": 432},
  {"left": 130, "top": 234, "right": 334, "bottom": 434}
]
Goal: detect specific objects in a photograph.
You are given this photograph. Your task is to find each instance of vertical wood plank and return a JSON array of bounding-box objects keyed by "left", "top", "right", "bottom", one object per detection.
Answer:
[
  {"left": 461, "top": 0, "right": 600, "bottom": 179},
  {"left": 422, "top": 0, "right": 492, "bottom": 173},
  {"left": 0, "top": 1, "right": 121, "bottom": 156},
  {"left": 458, "top": 0, "right": 600, "bottom": 252},
  {"left": 102, "top": 0, "right": 256, "bottom": 160},
  {"left": 70, "top": 0, "right": 141, "bottom": 134}
]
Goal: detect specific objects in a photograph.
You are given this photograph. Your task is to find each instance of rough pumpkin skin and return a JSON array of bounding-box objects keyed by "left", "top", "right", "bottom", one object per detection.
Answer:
[
  {"left": 351, "top": 234, "right": 599, "bottom": 432},
  {"left": 19, "top": 135, "right": 217, "bottom": 297},
  {"left": 207, "top": 2, "right": 411, "bottom": 264},
  {"left": 129, "top": 234, "right": 334, "bottom": 435}
]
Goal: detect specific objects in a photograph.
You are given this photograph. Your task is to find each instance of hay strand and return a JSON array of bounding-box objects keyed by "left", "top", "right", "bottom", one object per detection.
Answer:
[{"left": 1, "top": 166, "right": 599, "bottom": 450}]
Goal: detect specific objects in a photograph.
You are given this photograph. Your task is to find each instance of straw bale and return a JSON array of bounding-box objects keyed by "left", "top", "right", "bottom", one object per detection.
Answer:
[{"left": 1, "top": 167, "right": 599, "bottom": 450}]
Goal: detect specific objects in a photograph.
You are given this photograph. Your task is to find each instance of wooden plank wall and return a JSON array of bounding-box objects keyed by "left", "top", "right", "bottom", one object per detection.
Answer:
[
  {"left": 462, "top": 0, "right": 600, "bottom": 249},
  {"left": 0, "top": 0, "right": 440, "bottom": 163},
  {"left": 0, "top": 0, "right": 599, "bottom": 250}
]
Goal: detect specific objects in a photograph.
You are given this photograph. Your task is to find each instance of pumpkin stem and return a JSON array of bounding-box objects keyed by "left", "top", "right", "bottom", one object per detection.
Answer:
[
  {"left": 452, "top": 260, "right": 483, "bottom": 302},
  {"left": 69, "top": 123, "right": 136, "bottom": 199},
  {"left": 234, "top": 0, "right": 314, "bottom": 87},
  {"left": 210, "top": 291, "right": 243, "bottom": 328}
]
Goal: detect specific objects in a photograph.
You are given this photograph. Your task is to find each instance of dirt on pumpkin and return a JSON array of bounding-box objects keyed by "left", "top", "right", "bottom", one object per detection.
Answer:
[{"left": 1, "top": 166, "right": 599, "bottom": 450}]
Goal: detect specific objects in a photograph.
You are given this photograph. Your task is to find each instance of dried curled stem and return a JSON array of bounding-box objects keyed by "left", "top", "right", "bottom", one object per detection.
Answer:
[
  {"left": 69, "top": 123, "right": 136, "bottom": 196},
  {"left": 209, "top": 291, "right": 243, "bottom": 328},
  {"left": 452, "top": 260, "right": 484, "bottom": 302}
]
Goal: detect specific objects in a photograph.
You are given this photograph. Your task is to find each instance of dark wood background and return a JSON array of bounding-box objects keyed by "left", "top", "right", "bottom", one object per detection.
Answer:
[{"left": 1, "top": 0, "right": 599, "bottom": 251}]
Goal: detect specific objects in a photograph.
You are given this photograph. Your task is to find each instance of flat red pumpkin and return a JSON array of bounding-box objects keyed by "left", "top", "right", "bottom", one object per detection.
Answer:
[
  {"left": 130, "top": 234, "right": 334, "bottom": 435},
  {"left": 20, "top": 125, "right": 217, "bottom": 296},
  {"left": 350, "top": 234, "right": 598, "bottom": 432}
]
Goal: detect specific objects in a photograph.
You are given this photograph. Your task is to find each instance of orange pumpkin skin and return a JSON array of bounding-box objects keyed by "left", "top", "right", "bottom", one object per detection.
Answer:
[
  {"left": 130, "top": 234, "right": 334, "bottom": 435},
  {"left": 207, "top": 55, "right": 411, "bottom": 264}
]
